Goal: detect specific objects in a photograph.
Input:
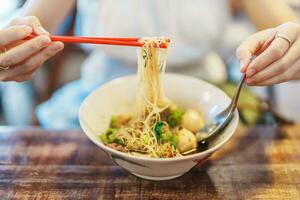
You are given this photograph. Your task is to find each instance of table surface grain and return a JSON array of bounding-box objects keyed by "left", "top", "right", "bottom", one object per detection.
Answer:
[{"left": 0, "top": 125, "right": 300, "bottom": 200}]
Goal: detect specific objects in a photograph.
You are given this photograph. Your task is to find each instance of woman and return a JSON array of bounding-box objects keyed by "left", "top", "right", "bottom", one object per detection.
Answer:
[
  {"left": 1, "top": 0, "right": 297, "bottom": 127},
  {"left": 237, "top": 22, "right": 300, "bottom": 86}
]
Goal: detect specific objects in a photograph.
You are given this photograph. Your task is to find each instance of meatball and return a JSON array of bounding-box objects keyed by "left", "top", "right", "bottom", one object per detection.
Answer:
[
  {"left": 182, "top": 109, "right": 204, "bottom": 132},
  {"left": 177, "top": 128, "right": 197, "bottom": 153}
]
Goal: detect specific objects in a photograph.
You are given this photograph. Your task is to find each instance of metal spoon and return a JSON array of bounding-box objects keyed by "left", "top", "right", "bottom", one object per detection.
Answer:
[{"left": 182, "top": 73, "right": 246, "bottom": 155}]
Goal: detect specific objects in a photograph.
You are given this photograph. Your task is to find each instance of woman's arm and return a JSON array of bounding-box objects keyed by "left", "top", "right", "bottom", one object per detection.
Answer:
[
  {"left": 241, "top": 0, "right": 298, "bottom": 30},
  {"left": 21, "top": 0, "right": 76, "bottom": 33}
]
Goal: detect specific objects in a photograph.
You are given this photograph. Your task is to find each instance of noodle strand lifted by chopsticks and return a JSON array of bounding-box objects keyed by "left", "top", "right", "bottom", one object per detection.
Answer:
[
  {"left": 100, "top": 37, "right": 203, "bottom": 158},
  {"left": 124, "top": 37, "right": 177, "bottom": 157}
]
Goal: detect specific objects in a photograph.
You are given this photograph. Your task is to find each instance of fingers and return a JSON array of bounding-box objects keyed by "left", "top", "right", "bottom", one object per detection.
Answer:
[
  {"left": 236, "top": 47, "right": 252, "bottom": 73},
  {"left": 0, "top": 16, "right": 60, "bottom": 82},
  {"left": 245, "top": 22, "right": 299, "bottom": 78},
  {"left": 236, "top": 37, "right": 257, "bottom": 72},
  {"left": 9, "top": 16, "right": 49, "bottom": 35},
  {"left": 0, "top": 25, "right": 32, "bottom": 47},
  {"left": 14, "top": 73, "right": 34, "bottom": 83},
  {"left": 246, "top": 38, "right": 300, "bottom": 85},
  {"left": 0, "top": 35, "right": 52, "bottom": 67},
  {"left": 256, "top": 57, "right": 300, "bottom": 86},
  {"left": 24, "top": 41, "right": 64, "bottom": 69},
  {"left": 0, "top": 41, "right": 64, "bottom": 82},
  {"left": 254, "top": 73, "right": 289, "bottom": 86},
  {"left": 255, "top": 31, "right": 277, "bottom": 55},
  {"left": 276, "top": 22, "right": 299, "bottom": 42},
  {"left": 236, "top": 29, "right": 275, "bottom": 72},
  {"left": 245, "top": 37, "right": 290, "bottom": 78},
  {"left": 23, "top": 16, "right": 49, "bottom": 35}
]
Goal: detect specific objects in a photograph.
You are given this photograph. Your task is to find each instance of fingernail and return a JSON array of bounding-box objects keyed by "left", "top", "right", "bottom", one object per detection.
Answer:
[
  {"left": 23, "top": 26, "right": 32, "bottom": 34},
  {"left": 40, "top": 36, "right": 51, "bottom": 45},
  {"left": 50, "top": 42, "right": 64, "bottom": 51},
  {"left": 246, "top": 68, "right": 256, "bottom": 77},
  {"left": 239, "top": 60, "right": 246, "bottom": 72},
  {"left": 245, "top": 78, "right": 254, "bottom": 85},
  {"left": 240, "top": 67, "right": 246, "bottom": 73},
  {"left": 36, "top": 26, "right": 49, "bottom": 35}
]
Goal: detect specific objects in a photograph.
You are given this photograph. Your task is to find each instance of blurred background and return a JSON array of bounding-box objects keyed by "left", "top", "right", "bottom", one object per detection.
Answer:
[{"left": 0, "top": 0, "right": 299, "bottom": 128}]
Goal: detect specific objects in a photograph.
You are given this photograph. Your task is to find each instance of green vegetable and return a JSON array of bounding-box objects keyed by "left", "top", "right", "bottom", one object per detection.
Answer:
[
  {"left": 162, "top": 133, "right": 178, "bottom": 148},
  {"left": 170, "top": 135, "right": 178, "bottom": 148},
  {"left": 154, "top": 121, "right": 165, "bottom": 142},
  {"left": 115, "top": 139, "right": 124, "bottom": 145},
  {"left": 154, "top": 121, "right": 178, "bottom": 147},
  {"left": 219, "top": 83, "right": 261, "bottom": 125},
  {"left": 141, "top": 134, "right": 150, "bottom": 144},
  {"left": 106, "top": 127, "right": 117, "bottom": 135},
  {"left": 108, "top": 131, "right": 117, "bottom": 143},
  {"left": 167, "top": 107, "right": 184, "bottom": 127},
  {"left": 143, "top": 49, "right": 148, "bottom": 68},
  {"left": 240, "top": 109, "right": 260, "bottom": 125},
  {"left": 102, "top": 128, "right": 123, "bottom": 145},
  {"left": 99, "top": 134, "right": 108, "bottom": 144},
  {"left": 110, "top": 116, "right": 118, "bottom": 128}
]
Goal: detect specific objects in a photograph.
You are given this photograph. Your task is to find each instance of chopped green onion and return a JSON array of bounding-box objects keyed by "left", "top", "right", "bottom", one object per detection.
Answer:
[
  {"left": 162, "top": 133, "right": 178, "bottom": 148},
  {"left": 154, "top": 121, "right": 166, "bottom": 142},
  {"left": 99, "top": 134, "right": 108, "bottom": 144},
  {"left": 108, "top": 131, "right": 117, "bottom": 143},
  {"left": 167, "top": 107, "right": 184, "bottom": 127},
  {"left": 101, "top": 128, "right": 123, "bottom": 145},
  {"left": 141, "top": 134, "right": 150, "bottom": 144},
  {"left": 110, "top": 116, "right": 118, "bottom": 128}
]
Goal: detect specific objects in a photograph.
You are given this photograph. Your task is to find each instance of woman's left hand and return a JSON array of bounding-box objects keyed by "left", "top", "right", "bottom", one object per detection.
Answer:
[
  {"left": 0, "top": 16, "right": 64, "bottom": 82},
  {"left": 236, "top": 22, "right": 300, "bottom": 86}
]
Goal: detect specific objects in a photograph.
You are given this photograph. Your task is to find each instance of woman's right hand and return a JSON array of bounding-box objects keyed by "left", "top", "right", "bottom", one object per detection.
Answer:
[
  {"left": 0, "top": 16, "right": 64, "bottom": 82},
  {"left": 236, "top": 22, "right": 300, "bottom": 86}
]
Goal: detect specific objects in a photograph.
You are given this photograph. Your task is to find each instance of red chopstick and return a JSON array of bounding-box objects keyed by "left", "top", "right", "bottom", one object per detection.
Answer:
[{"left": 25, "top": 34, "right": 167, "bottom": 48}]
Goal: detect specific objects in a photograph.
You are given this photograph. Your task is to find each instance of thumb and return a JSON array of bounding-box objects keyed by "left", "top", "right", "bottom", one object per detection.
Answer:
[
  {"left": 236, "top": 47, "right": 252, "bottom": 73},
  {"left": 23, "top": 16, "right": 49, "bottom": 35}
]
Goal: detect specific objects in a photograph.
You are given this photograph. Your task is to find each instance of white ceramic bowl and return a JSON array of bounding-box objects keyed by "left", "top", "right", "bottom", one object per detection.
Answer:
[{"left": 79, "top": 74, "right": 239, "bottom": 181}]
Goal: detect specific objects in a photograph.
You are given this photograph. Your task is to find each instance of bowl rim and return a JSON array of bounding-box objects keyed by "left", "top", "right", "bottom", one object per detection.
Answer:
[{"left": 79, "top": 73, "right": 239, "bottom": 162}]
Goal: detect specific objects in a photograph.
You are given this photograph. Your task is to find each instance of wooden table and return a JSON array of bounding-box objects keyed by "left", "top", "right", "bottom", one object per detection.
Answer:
[{"left": 0, "top": 125, "right": 299, "bottom": 199}]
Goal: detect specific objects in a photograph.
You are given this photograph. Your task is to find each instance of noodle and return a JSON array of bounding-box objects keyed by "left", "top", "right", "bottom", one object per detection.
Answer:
[
  {"left": 136, "top": 37, "right": 169, "bottom": 116},
  {"left": 126, "top": 37, "right": 177, "bottom": 157},
  {"left": 99, "top": 37, "right": 205, "bottom": 158}
]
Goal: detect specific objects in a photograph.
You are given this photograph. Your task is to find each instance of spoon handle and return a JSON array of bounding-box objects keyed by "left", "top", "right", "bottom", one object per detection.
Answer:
[{"left": 230, "top": 73, "right": 246, "bottom": 110}]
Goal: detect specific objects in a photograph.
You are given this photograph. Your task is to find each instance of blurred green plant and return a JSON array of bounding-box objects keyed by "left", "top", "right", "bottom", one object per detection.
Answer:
[{"left": 218, "top": 83, "right": 276, "bottom": 125}]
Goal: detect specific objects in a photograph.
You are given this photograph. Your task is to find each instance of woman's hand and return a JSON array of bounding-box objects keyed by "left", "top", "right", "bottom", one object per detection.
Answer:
[
  {"left": 0, "top": 16, "right": 64, "bottom": 82},
  {"left": 236, "top": 22, "right": 300, "bottom": 86}
]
